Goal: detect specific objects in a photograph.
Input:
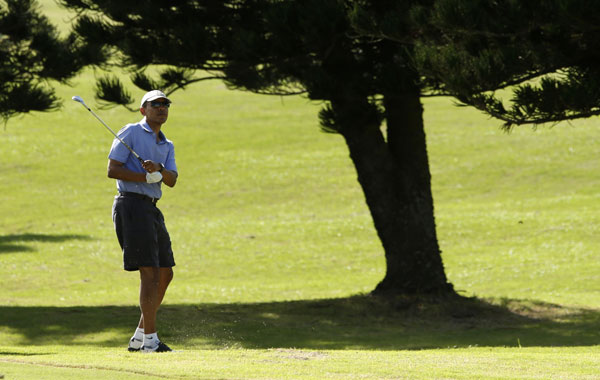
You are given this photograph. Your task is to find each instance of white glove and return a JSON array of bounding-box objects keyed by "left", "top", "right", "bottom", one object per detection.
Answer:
[{"left": 146, "top": 171, "right": 163, "bottom": 184}]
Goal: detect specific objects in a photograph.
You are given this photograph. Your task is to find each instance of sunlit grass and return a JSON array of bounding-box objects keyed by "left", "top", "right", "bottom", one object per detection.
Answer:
[{"left": 1, "top": 1, "right": 600, "bottom": 379}]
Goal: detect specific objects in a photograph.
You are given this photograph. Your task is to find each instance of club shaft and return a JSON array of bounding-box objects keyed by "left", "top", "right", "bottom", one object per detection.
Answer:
[{"left": 86, "top": 107, "right": 144, "bottom": 164}]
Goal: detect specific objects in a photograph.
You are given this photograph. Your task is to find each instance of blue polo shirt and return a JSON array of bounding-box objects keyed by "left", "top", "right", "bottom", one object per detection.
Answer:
[{"left": 108, "top": 117, "right": 177, "bottom": 199}]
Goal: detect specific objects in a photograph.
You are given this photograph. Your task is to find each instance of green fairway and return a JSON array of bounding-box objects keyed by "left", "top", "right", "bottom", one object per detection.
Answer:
[{"left": 1, "top": 1, "right": 599, "bottom": 378}]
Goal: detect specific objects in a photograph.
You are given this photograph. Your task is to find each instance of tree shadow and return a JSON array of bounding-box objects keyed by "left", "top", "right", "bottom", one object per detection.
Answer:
[
  {"left": 1, "top": 295, "right": 598, "bottom": 350},
  {"left": 0, "top": 351, "right": 51, "bottom": 357},
  {"left": 0, "top": 233, "right": 92, "bottom": 254}
]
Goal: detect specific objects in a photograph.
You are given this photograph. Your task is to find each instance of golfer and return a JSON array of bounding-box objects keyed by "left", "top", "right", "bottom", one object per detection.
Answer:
[{"left": 108, "top": 90, "right": 178, "bottom": 353}]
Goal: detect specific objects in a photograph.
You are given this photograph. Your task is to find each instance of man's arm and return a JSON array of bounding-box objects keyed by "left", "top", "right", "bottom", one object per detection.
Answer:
[
  {"left": 108, "top": 159, "right": 177, "bottom": 186},
  {"left": 160, "top": 166, "right": 177, "bottom": 188},
  {"left": 107, "top": 159, "right": 146, "bottom": 182},
  {"left": 142, "top": 160, "right": 178, "bottom": 187}
]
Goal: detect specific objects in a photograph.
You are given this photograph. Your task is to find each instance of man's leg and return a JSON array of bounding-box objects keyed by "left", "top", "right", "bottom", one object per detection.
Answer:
[
  {"left": 129, "top": 268, "right": 173, "bottom": 351},
  {"left": 138, "top": 266, "right": 174, "bottom": 352},
  {"left": 139, "top": 266, "right": 161, "bottom": 334},
  {"left": 137, "top": 267, "right": 174, "bottom": 330}
]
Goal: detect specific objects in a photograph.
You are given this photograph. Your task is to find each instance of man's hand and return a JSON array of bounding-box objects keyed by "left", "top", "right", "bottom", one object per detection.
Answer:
[
  {"left": 146, "top": 171, "right": 163, "bottom": 183},
  {"left": 142, "top": 160, "right": 161, "bottom": 173},
  {"left": 140, "top": 159, "right": 176, "bottom": 188}
]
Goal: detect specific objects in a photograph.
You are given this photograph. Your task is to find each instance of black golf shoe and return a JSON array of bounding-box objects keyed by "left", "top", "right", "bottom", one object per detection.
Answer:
[{"left": 141, "top": 341, "right": 173, "bottom": 353}]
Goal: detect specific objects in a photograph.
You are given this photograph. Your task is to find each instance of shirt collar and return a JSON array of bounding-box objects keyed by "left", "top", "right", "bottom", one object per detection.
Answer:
[
  {"left": 140, "top": 117, "right": 167, "bottom": 143},
  {"left": 140, "top": 117, "right": 153, "bottom": 133}
]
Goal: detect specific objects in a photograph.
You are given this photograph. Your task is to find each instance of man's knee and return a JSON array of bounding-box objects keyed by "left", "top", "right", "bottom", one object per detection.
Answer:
[
  {"left": 160, "top": 267, "right": 174, "bottom": 285},
  {"left": 139, "top": 267, "right": 160, "bottom": 285}
]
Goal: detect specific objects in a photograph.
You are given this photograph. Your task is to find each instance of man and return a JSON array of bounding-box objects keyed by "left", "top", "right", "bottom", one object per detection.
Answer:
[{"left": 108, "top": 90, "right": 178, "bottom": 353}]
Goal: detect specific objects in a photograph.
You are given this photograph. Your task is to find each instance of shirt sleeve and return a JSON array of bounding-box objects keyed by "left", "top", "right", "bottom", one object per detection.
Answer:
[
  {"left": 108, "top": 126, "right": 133, "bottom": 163},
  {"left": 165, "top": 142, "right": 177, "bottom": 173}
]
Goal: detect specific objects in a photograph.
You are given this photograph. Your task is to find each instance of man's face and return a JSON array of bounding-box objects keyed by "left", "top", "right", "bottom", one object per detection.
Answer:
[{"left": 141, "top": 98, "right": 170, "bottom": 125}]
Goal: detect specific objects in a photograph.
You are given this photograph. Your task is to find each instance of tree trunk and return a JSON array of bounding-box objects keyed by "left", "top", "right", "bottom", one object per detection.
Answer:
[{"left": 335, "top": 93, "right": 454, "bottom": 296}]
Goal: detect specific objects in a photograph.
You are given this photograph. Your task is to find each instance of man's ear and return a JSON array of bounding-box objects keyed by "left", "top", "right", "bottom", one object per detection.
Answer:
[{"left": 140, "top": 106, "right": 146, "bottom": 116}]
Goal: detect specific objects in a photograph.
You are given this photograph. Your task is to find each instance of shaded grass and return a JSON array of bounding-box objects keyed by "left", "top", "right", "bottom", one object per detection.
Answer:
[
  {"left": 1, "top": 295, "right": 599, "bottom": 350},
  {"left": 0, "top": 233, "right": 91, "bottom": 254}
]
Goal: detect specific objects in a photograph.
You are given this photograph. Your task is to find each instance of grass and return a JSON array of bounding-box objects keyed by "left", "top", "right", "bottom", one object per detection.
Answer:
[
  {"left": 1, "top": 1, "right": 600, "bottom": 378},
  {"left": 2, "top": 346, "right": 599, "bottom": 380}
]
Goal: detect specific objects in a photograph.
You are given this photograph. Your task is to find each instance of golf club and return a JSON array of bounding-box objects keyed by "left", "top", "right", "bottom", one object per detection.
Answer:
[{"left": 72, "top": 95, "right": 144, "bottom": 164}]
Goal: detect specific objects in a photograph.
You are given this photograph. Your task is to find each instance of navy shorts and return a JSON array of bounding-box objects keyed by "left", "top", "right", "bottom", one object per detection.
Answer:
[{"left": 112, "top": 194, "right": 175, "bottom": 271}]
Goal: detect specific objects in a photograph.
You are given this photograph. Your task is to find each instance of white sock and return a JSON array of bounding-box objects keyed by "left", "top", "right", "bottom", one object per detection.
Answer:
[
  {"left": 129, "top": 327, "right": 144, "bottom": 349},
  {"left": 143, "top": 333, "right": 159, "bottom": 348},
  {"left": 133, "top": 327, "right": 144, "bottom": 340}
]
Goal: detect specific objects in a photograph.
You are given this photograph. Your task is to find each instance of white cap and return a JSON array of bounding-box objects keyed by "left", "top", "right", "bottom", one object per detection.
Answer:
[{"left": 140, "top": 90, "right": 171, "bottom": 108}]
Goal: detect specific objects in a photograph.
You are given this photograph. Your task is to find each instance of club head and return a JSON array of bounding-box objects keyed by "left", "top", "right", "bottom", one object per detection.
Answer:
[{"left": 71, "top": 95, "right": 89, "bottom": 108}]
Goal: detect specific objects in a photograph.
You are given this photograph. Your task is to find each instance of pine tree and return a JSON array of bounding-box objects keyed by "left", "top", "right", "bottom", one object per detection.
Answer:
[
  {"left": 357, "top": 0, "right": 600, "bottom": 128},
  {"left": 0, "top": 0, "right": 90, "bottom": 122},
  {"left": 60, "top": 0, "right": 454, "bottom": 296}
]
